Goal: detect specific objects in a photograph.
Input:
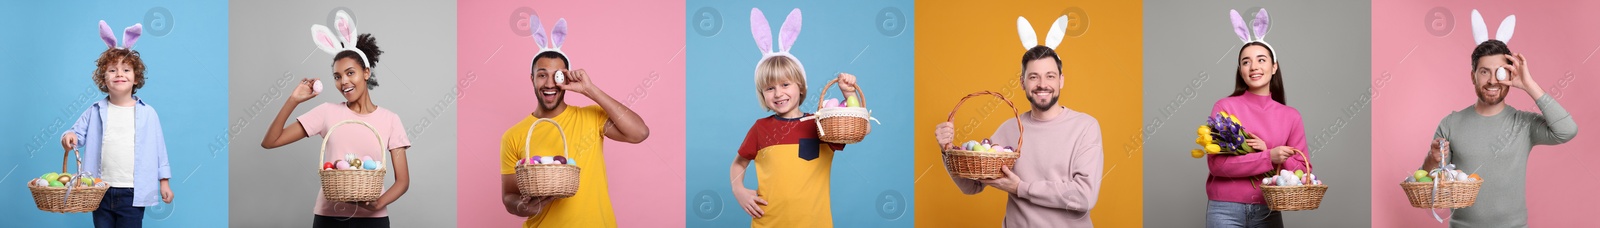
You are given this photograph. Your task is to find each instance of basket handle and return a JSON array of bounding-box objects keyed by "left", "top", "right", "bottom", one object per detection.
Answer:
[
  {"left": 318, "top": 120, "right": 390, "bottom": 169},
  {"left": 1272, "top": 148, "right": 1312, "bottom": 174},
  {"left": 521, "top": 118, "right": 572, "bottom": 164},
  {"left": 943, "top": 91, "right": 1024, "bottom": 153},
  {"left": 816, "top": 77, "right": 865, "bottom": 109}
]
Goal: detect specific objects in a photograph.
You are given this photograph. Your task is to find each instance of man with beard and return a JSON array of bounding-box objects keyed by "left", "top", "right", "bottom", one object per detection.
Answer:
[
  {"left": 498, "top": 48, "right": 651, "bottom": 226},
  {"left": 1419, "top": 40, "right": 1576, "bottom": 227},
  {"left": 936, "top": 45, "right": 1104, "bottom": 227}
]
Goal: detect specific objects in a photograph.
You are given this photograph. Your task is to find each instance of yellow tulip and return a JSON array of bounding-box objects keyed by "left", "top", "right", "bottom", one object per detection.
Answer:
[
  {"left": 1201, "top": 134, "right": 1213, "bottom": 144},
  {"left": 1197, "top": 125, "right": 1211, "bottom": 135},
  {"left": 1195, "top": 136, "right": 1204, "bottom": 146},
  {"left": 1205, "top": 144, "right": 1221, "bottom": 153},
  {"left": 1191, "top": 149, "right": 1205, "bottom": 158}
]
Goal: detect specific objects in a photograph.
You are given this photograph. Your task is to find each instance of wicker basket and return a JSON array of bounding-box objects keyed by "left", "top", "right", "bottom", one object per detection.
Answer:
[
  {"left": 814, "top": 78, "right": 876, "bottom": 144},
  {"left": 515, "top": 118, "right": 582, "bottom": 198},
  {"left": 28, "top": 148, "right": 108, "bottom": 213},
  {"left": 940, "top": 91, "right": 1023, "bottom": 180},
  {"left": 1401, "top": 178, "right": 1481, "bottom": 209},
  {"left": 1400, "top": 149, "right": 1481, "bottom": 209},
  {"left": 318, "top": 120, "right": 389, "bottom": 202},
  {"left": 1262, "top": 152, "right": 1328, "bottom": 211}
]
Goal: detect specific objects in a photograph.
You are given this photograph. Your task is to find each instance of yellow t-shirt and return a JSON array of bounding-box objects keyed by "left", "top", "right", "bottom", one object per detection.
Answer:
[
  {"left": 500, "top": 105, "right": 616, "bottom": 228},
  {"left": 737, "top": 115, "right": 843, "bottom": 228}
]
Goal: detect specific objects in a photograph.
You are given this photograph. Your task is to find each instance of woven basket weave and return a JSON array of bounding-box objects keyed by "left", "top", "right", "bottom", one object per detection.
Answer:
[
  {"left": 28, "top": 148, "right": 108, "bottom": 213},
  {"left": 940, "top": 91, "right": 1023, "bottom": 180},
  {"left": 1262, "top": 152, "right": 1328, "bottom": 211},
  {"left": 318, "top": 120, "right": 389, "bottom": 202},
  {"left": 814, "top": 78, "right": 872, "bottom": 144},
  {"left": 514, "top": 118, "right": 581, "bottom": 198}
]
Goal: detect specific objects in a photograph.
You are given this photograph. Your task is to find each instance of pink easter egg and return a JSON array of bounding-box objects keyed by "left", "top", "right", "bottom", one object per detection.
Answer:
[{"left": 312, "top": 80, "right": 324, "bottom": 94}]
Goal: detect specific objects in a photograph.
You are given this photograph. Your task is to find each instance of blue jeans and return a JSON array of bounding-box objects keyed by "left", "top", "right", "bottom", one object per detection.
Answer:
[
  {"left": 93, "top": 187, "right": 145, "bottom": 228},
  {"left": 1206, "top": 200, "right": 1282, "bottom": 228}
]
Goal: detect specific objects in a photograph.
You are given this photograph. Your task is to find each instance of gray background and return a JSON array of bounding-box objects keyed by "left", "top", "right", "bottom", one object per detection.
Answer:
[
  {"left": 1143, "top": 0, "right": 1372, "bottom": 227},
  {"left": 227, "top": 1, "right": 457, "bottom": 227}
]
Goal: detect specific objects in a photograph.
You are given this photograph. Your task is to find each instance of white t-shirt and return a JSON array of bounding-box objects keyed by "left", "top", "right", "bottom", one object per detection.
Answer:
[{"left": 100, "top": 103, "right": 137, "bottom": 187}]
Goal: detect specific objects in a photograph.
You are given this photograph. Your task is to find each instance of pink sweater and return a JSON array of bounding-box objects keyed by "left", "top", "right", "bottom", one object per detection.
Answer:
[
  {"left": 1205, "top": 93, "right": 1310, "bottom": 204},
  {"left": 952, "top": 107, "right": 1103, "bottom": 227}
]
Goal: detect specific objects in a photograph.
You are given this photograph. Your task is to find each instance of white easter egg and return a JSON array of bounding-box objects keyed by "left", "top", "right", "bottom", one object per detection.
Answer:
[{"left": 1496, "top": 67, "right": 1508, "bottom": 81}]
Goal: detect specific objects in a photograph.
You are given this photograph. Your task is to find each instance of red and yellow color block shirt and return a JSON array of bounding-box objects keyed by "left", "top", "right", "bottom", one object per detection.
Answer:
[{"left": 738, "top": 114, "right": 845, "bottom": 228}]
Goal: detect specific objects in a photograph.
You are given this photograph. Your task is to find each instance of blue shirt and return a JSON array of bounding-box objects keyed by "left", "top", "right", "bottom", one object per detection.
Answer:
[{"left": 65, "top": 97, "right": 172, "bottom": 207}]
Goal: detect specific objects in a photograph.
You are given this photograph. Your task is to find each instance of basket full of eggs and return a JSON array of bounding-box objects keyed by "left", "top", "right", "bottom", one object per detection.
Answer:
[
  {"left": 318, "top": 120, "right": 389, "bottom": 202},
  {"left": 514, "top": 118, "right": 582, "bottom": 198},
  {"left": 812, "top": 78, "right": 879, "bottom": 144},
  {"left": 941, "top": 91, "right": 1022, "bottom": 180},
  {"left": 1259, "top": 152, "right": 1328, "bottom": 211},
  {"left": 1400, "top": 162, "right": 1482, "bottom": 209},
  {"left": 27, "top": 149, "right": 109, "bottom": 213}
]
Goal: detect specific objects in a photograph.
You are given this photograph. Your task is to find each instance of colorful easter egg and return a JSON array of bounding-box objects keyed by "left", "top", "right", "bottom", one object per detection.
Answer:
[
  {"left": 324, "top": 162, "right": 335, "bottom": 170},
  {"left": 823, "top": 98, "right": 840, "bottom": 108},
  {"left": 49, "top": 180, "right": 63, "bottom": 187},
  {"left": 1413, "top": 170, "right": 1428, "bottom": 181},
  {"left": 312, "top": 79, "right": 325, "bottom": 94},
  {"left": 363, "top": 160, "right": 379, "bottom": 170},
  {"left": 335, "top": 160, "right": 350, "bottom": 170},
  {"left": 845, "top": 95, "right": 860, "bottom": 107},
  {"left": 540, "top": 156, "right": 555, "bottom": 164},
  {"left": 42, "top": 173, "right": 58, "bottom": 182},
  {"left": 553, "top": 156, "right": 568, "bottom": 164},
  {"left": 566, "top": 158, "right": 577, "bottom": 166},
  {"left": 35, "top": 179, "right": 48, "bottom": 187}
]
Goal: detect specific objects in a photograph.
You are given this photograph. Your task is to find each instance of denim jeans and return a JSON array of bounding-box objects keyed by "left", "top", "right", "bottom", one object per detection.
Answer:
[
  {"left": 1207, "top": 200, "right": 1282, "bottom": 228},
  {"left": 93, "top": 187, "right": 145, "bottom": 228},
  {"left": 313, "top": 215, "right": 391, "bottom": 228}
]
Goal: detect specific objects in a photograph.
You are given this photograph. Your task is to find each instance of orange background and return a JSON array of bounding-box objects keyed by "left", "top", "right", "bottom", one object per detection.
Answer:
[{"left": 913, "top": 0, "right": 1143, "bottom": 227}]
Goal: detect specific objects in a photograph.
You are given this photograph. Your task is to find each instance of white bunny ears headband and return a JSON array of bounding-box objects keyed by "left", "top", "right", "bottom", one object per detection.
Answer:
[
  {"left": 1470, "top": 9, "right": 1515, "bottom": 45},
  {"left": 1471, "top": 9, "right": 1515, "bottom": 80},
  {"left": 310, "top": 10, "right": 371, "bottom": 69},
  {"left": 1017, "top": 15, "right": 1068, "bottom": 87},
  {"left": 1229, "top": 8, "right": 1276, "bottom": 62},
  {"left": 1016, "top": 15, "right": 1067, "bottom": 50},
  {"left": 529, "top": 13, "right": 569, "bottom": 60},
  {"left": 751, "top": 8, "right": 804, "bottom": 85},
  {"left": 99, "top": 21, "right": 142, "bottom": 50}
]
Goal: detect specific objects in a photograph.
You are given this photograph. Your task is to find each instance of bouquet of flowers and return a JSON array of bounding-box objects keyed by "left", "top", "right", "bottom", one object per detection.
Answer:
[{"left": 1190, "top": 111, "right": 1257, "bottom": 158}]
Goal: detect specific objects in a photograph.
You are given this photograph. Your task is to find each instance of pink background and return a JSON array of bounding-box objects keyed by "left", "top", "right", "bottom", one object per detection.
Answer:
[
  {"left": 1371, "top": 0, "right": 1600, "bottom": 227},
  {"left": 456, "top": 0, "right": 686, "bottom": 227}
]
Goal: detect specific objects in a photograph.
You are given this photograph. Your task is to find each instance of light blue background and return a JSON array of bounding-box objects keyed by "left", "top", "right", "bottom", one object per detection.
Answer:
[
  {"left": 685, "top": 0, "right": 914, "bottom": 227},
  {"left": 0, "top": 1, "right": 229, "bottom": 227}
]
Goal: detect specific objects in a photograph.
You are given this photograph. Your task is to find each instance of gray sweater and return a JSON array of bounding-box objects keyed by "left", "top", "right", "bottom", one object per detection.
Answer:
[{"left": 1433, "top": 94, "right": 1578, "bottom": 228}]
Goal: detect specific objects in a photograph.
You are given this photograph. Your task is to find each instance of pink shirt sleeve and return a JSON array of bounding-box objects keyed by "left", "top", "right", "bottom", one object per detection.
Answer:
[
  {"left": 296, "top": 104, "right": 329, "bottom": 136},
  {"left": 1280, "top": 112, "right": 1310, "bottom": 172},
  {"left": 386, "top": 113, "right": 412, "bottom": 150}
]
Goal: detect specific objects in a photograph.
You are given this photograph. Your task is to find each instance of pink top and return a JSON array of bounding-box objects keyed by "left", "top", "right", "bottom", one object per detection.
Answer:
[
  {"left": 1205, "top": 93, "right": 1309, "bottom": 204},
  {"left": 951, "top": 107, "right": 1103, "bottom": 227},
  {"left": 298, "top": 103, "right": 412, "bottom": 217}
]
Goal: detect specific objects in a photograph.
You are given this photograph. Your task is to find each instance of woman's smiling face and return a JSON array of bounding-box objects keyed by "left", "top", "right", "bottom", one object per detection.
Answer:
[
  {"left": 1238, "top": 44, "right": 1276, "bottom": 90},
  {"left": 331, "top": 57, "right": 369, "bottom": 102}
]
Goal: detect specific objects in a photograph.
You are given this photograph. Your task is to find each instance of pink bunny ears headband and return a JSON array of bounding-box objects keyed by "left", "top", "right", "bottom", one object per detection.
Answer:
[
  {"left": 1229, "top": 8, "right": 1275, "bottom": 62},
  {"left": 1470, "top": 9, "right": 1515, "bottom": 45},
  {"left": 751, "top": 8, "right": 804, "bottom": 84},
  {"left": 529, "top": 12, "right": 569, "bottom": 59},
  {"left": 310, "top": 10, "right": 371, "bottom": 69},
  {"left": 1016, "top": 15, "right": 1067, "bottom": 50},
  {"left": 99, "top": 21, "right": 142, "bottom": 50}
]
